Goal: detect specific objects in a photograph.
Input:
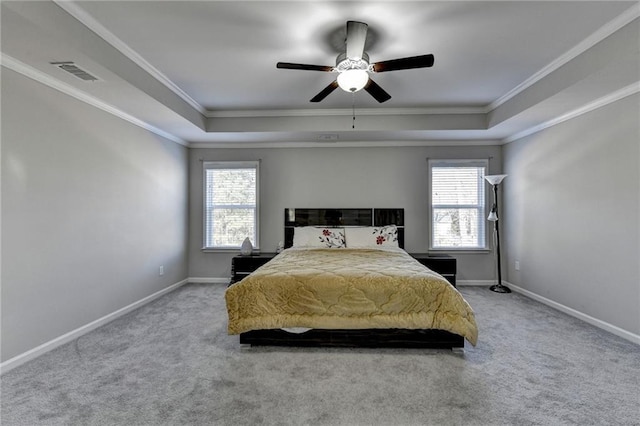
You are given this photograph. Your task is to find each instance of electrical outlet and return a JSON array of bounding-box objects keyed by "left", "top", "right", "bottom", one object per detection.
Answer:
[
  {"left": 159, "top": 265, "right": 164, "bottom": 276},
  {"left": 515, "top": 261, "right": 520, "bottom": 271}
]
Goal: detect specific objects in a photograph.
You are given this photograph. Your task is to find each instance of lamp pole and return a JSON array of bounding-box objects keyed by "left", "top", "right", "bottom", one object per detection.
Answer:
[{"left": 485, "top": 175, "right": 511, "bottom": 293}]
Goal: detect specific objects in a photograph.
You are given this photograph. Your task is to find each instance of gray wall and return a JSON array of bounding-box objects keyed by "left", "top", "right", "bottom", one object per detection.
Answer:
[
  {"left": 1, "top": 69, "right": 190, "bottom": 362},
  {"left": 503, "top": 93, "right": 640, "bottom": 335},
  {"left": 188, "top": 145, "right": 502, "bottom": 282},
  {"left": 3, "top": 60, "right": 636, "bottom": 363}
]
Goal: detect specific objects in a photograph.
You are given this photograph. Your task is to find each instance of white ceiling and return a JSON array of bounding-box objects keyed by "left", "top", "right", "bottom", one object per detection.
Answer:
[{"left": 2, "top": 1, "right": 639, "bottom": 147}]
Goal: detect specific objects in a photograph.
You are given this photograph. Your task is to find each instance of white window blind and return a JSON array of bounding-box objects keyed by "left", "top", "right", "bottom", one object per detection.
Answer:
[
  {"left": 203, "top": 161, "right": 259, "bottom": 249},
  {"left": 429, "top": 159, "right": 487, "bottom": 250}
]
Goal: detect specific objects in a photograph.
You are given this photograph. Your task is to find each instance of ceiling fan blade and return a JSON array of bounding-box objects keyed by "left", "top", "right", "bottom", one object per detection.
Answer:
[
  {"left": 372, "top": 54, "right": 435, "bottom": 73},
  {"left": 346, "top": 21, "right": 368, "bottom": 60},
  {"left": 364, "top": 78, "right": 391, "bottom": 103},
  {"left": 277, "top": 62, "right": 334, "bottom": 72},
  {"left": 310, "top": 81, "right": 339, "bottom": 102}
]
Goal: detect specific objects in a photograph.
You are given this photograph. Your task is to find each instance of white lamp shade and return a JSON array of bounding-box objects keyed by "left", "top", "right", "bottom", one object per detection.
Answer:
[
  {"left": 485, "top": 174, "right": 507, "bottom": 185},
  {"left": 487, "top": 210, "right": 498, "bottom": 221},
  {"left": 337, "top": 69, "right": 369, "bottom": 93}
]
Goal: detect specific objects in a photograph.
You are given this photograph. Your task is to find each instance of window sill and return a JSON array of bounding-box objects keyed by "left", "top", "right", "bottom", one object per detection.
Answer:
[
  {"left": 202, "top": 247, "right": 261, "bottom": 253},
  {"left": 428, "top": 248, "right": 491, "bottom": 254}
]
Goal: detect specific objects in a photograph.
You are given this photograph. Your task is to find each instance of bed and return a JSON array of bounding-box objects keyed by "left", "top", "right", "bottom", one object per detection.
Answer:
[{"left": 225, "top": 208, "right": 477, "bottom": 350}]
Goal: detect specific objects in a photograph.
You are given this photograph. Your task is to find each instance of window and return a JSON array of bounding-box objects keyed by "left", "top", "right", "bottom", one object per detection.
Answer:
[
  {"left": 429, "top": 159, "right": 487, "bottom": 250},
  {"left": 203, "top": 161, "right": 259, "bottom": 250}
]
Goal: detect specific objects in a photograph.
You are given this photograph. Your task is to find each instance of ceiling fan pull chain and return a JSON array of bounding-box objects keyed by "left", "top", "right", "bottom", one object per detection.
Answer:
[{"left": 352, "top": 93, "right": 356, "bottom": 129}]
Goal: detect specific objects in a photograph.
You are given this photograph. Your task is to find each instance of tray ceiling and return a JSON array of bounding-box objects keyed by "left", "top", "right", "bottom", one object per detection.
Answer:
[{"left": 1, "top": 1, "right": 638, "bottom": 146}]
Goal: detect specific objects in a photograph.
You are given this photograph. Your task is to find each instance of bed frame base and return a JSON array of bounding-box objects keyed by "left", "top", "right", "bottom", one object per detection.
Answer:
[{"left": 239, "top": 329, "right": 464, "bottom": 350}]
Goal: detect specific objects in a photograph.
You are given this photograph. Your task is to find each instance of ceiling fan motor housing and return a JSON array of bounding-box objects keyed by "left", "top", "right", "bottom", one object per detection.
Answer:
[{"left": 335, "top": 52, "right": 370, "bottom": 72}]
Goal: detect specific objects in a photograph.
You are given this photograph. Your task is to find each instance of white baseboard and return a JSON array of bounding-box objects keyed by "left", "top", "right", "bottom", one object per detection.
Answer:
[
  {"left": 0, "top": 279, "right": 189, "bottom": 375},
  {"left": 505, "top": 281, "right": 640, "bottom": 345},
  {"left": 188, "top": 277, "right": 230, "bottom": 284},
  {"left": 4, "top": 277, "right": 635, "bottom": 374},
  {"left": 457, "top": 280, "right": 494, "bottom": 286}
]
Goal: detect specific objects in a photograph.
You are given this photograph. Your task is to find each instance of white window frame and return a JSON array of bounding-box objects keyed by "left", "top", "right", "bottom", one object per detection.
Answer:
[
  {"left": 202, "top": 161, "right": 260, "bottom": 251},
  {"left": 428, "top": 159, "right": 488, "bottom": 251}
]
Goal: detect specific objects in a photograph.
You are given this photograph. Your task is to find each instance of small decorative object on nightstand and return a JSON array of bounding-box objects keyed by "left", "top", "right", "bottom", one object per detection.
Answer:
[
  {"left": 240, "top": 237, "right": 253, "bottom": 256},
  {"left": 230, "top": 253, "right": 276, "bottom": 285}
]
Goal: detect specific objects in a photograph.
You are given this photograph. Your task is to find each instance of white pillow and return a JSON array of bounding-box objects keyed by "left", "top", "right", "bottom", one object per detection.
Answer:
[
  {"left": 345, "top": 225, "right": 399, "bottom": 248},
  {"left": 292, "top": 227, "right": 346, "bottom": 248}
]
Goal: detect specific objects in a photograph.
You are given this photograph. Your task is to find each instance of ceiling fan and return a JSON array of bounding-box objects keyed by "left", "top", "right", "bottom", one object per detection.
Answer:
[{"left": 276, "top": 20, "right": 434, "bottom": 103}]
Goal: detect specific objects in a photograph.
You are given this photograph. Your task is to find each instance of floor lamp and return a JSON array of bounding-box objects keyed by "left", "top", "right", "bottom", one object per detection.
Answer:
[{"left": 485, "top": 174, "right": 511, "bottom": 293}]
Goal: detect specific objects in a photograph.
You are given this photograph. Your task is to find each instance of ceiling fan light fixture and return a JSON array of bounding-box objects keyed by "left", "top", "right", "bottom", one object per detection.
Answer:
[{"left": 337, "top": 69, "right": 369, "bottom": 93}]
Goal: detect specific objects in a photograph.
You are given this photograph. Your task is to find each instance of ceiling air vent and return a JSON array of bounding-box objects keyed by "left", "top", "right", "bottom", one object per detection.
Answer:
[
  {"left": 317, "top": 134, "right": 339, "bottom": 142},
  {"left": 50, "top": 61, "right": 100, "bottom": 82}
]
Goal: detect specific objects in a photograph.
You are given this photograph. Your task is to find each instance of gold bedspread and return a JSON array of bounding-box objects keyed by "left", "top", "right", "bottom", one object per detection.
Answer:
[{"left": 225, "top": 248, "right": 478, "bottom": 345}]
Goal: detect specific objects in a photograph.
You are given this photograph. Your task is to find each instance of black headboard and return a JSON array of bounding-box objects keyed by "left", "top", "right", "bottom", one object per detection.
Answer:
[{"left": 284, "top": 208, "right": 405, "bottom": 249}]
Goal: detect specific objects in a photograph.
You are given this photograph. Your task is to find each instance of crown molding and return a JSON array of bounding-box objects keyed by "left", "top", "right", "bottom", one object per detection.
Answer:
[
  {"left": 488, "top": 4, "right": 640, "bottom": 112},
  {"left": 1, "top": 54, "right": 188, "bottom": 147},
  {"left": 206, "top": 106, "right": 486, "bottom": 118},
  {"left": 5, "top": 48, "right": 634, "bottom": 149},
  {"left": 53, "top": 0, "right": 206, "bottom": 115},
  {"left": 49, "top": 0, "right": 638, "bottom": 135},
  {"left": 503, "top": 81, "right": 640, "bottom": 143},
  {"left": 187, "top": 139, "right": 503, "bottom": 149},
  {"left": 54, "top": 1, "right": 486, "bottom": 120}
]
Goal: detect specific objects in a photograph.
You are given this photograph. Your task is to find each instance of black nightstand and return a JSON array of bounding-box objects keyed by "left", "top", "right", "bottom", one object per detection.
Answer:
[
  {"left": 410, "top": 254, "right": 457, "bottom": 287},
  {"left": 230, "top": 253, "right": 277, "bottom": 285}
]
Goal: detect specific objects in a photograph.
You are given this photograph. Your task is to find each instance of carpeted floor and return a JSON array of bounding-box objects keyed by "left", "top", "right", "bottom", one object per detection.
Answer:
[{"left": 1, "top": 283, "right": 639, "bottom": 425}]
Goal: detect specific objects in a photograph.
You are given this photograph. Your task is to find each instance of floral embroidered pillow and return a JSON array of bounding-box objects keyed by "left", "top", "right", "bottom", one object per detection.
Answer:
[
  {"left": 345, "top": 225, "right": 399, "bottom": 248},
  {"left": 292, "top": 227, "right": 346, "bottom": 248}
]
